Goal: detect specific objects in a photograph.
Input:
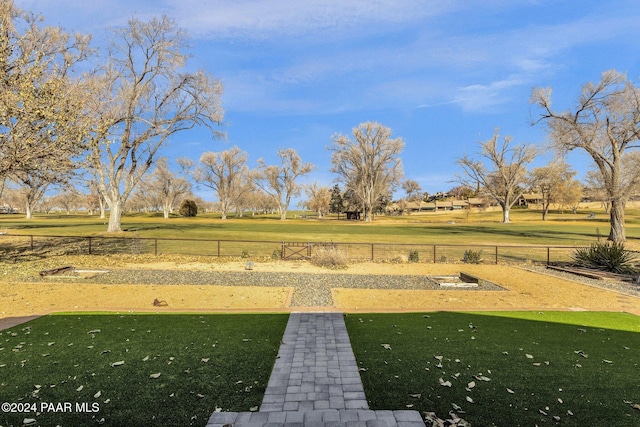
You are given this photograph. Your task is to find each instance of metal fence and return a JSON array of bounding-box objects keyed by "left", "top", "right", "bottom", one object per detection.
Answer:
[{"left": 0, "top": 233, "right": 579, "bottom": 265}]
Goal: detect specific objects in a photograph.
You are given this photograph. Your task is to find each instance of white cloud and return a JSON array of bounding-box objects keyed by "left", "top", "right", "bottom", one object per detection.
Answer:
[{"left": 167, "top": 0, "right": 465, "bottom": 39}]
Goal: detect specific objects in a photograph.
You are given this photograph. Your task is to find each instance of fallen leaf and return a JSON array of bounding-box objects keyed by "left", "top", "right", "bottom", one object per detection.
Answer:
[
  {"left": 574, "top": 350, "right": 588, "bottom": 358},
  {"left": 558, "top": 398, "right": 563, "bottom": 404},
  {"left": 381, "top": 344, "right": 392, "bottom": 350},
  {"left": 434, "top": 355, "right": 443, "bottom": 361},
  {"left": 88, "top": 329, "right": 101, "bottom": 334},
  {"left": 142, "top": 356, "right": 149, "bottom": 362},
  {"left": 196, "top": 393, "right": 205, "bottom": 398},
  {"left": 467, "top": 381, "right": 476, "bottom": 389},
  {"left": 406, "top": 404, "right": 414, "bottom": 408},
  {"left": 438, "top": 378, "right": 452, "bottom": 387},
  {"left": 23, "top": 418, "right": 37, "bottom": 426},
  {"left": 149, "top": 372, "right": 161, "bottom": 379},
  {"left": 567, "top": 410, "right": 574, "bottom": 416},
  {"left": 249, "top": 406, "right": 259, "bottom": 412},
  {"left": 526, "top": 354, "right": 534, "bottom": 359},
  {"left": 603, "top": 359, "right": 613, "bottom": 364},
  {"left": 466, "top": 396, "right": 474, "bottom": 403},
  {"left": 409, "top": 393, "right": 421, "bottom": 398},
  {"left": 111, "top": 361, "right": 125, "bottom": 367},
  {"left": 76, "top": 385, "right": 83, "bottom": 392},
  {"left": 201, "top": 358, "right": 210, "bottom": 363},
  {"left": 553, "top": 416, "right": 561, "bottom": 421},
  {"left": 94, "top": 391, "right": 101, "bottom": 398},
  {"left": 507, "top": 388, "right": 515, "bottom": 394}
]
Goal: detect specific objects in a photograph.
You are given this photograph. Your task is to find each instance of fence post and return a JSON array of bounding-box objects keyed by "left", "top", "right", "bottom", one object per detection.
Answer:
[
  {"left": 371, "top": 243, "right": 374, "bottom": 261},
  {"left": 217, "top": 240, "right": 221, "bottom": 257},
  {"left": 547, "top": 247, "right": 550, "bottom": 265},
  {"left": 88, "top": 237, "right": 92, "bottom": 255},
  {"left": 30, "top": 235, "right": 34, "bottom": 250},
  {"left": 433, "top": 245, "right": 437, "bottom": 263},
  {"left": 495, "top": 246, "right": 498, "bottom": 264},
  {"left": 154, "top": 239, "right": 158, "bottom": 256}
]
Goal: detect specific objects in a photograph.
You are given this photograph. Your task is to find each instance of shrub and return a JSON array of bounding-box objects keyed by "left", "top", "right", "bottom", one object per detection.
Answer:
[
  {"left": 179, "top": 199, "right": 198, "bottom": 217},
  {"left": 271, "top": 249, "right": 282, "bottom": 260},
  {"left": 311, "top": 246, "right": 349, "bottom": 269},
  {"left": 572, "top": 241, "right": 638, "bottom": 274},
  {"left": 463, "top": 249, "right": 483, "bottom": 264},
  {"left": 408, "top": 250, "right": 419, "bottom": 263},
  {"left": 241, "top": 250, "right": 250, "bottom": 258}
]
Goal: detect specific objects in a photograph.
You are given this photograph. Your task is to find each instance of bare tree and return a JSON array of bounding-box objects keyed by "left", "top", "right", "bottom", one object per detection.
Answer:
[
  {"left": 401, "top": 179, "right": 422, "bottom": 202},
  {"left": 255, "top": 148, "right": 314, "bottom": 220},
  {"left": 53, "top": 185, "right": 82, "bottom": 214},
  {"left": 144, "top": 157, "right": 192, "bottom": 219},
  {"left": 531, "top": 70, "right": 640, "bottom": 241},
  {"left": 303, "top": 182, "right": 331, "bottom": 218},
  {"left": 529, "top": 161, "right": 579, "bottom": 220},
  {"left": 456, "top": 129, "right": 537, "bottom": 223},
  {"left": 0, "top": 1, "right": 92, "bottom": 196},
  {"left": 8, "top": 174, "right": 51, "bottom": 219},
  {"left": 195, "top": 146, "right": 249, "bottom": 220},
  {"left": 87, "top": 16, "right": 224, "bottom": 232},
  {"left": 330, "top": 122, "right": 404, "bottom": 222}
]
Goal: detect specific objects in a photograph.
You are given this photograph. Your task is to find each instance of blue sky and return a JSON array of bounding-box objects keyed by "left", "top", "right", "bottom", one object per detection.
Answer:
[{"left": 16, "top": 0, "right": 640, "bottom": 199}]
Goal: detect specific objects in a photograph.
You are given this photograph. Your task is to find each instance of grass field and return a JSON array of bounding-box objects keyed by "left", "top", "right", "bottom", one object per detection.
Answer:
[
  {"left": 1, "top": 206, "right": 639, "bottom": 247},
  {"left": 0, "top": 313, "right": 288, "bottom": 427},
  {"left": 345, "top": 311, "right": 640, "bottom": 427}
]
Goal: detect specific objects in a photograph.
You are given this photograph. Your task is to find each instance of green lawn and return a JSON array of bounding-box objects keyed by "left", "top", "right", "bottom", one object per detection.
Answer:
[
  {"left": 345, "top": 311, "right": 640, "bottom": 427},
  {"left": 1, "top": 207, "right": 639, "bottom": 247},
  {"left": 0, "top": 313, "right": 288, "bottom": 427}
]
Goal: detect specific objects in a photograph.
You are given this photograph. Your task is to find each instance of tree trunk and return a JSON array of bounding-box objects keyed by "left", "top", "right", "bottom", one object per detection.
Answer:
[
  {"left": 280, "top": 210, "right": 287, "bottom": 220},
  {"left": 502, "top": 207, "right": 510, "bottom": 223},
  {"left": 25, "top": 202, "right": 32, "bottom": 219},
  {"left": 608, "top": 199, "right": 626, "bottom": 242},
  {"left": 364, "top": 206, "right": 372, "bottom": 222},
  {"left": 107, "top": 201, "right": 123, "bottom": 232}
]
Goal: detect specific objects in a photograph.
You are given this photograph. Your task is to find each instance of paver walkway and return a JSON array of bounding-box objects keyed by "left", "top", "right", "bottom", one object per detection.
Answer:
[{"left": 207, "top": 312, "right": 426, "bottom": 426}]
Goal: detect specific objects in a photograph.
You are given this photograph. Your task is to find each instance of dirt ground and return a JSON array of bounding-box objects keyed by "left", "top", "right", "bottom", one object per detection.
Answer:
[{"left": 2, "top": 259, "right": 639, "bottom": 331}]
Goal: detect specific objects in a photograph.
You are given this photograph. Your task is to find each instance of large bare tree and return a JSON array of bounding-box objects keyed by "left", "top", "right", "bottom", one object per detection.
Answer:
[
  {"left": 87, "top": 16, "right": 224, "bottom": 232},
  {"left": 330, "top": 122, "right": 404, "bottom": 222},
  {"left": 195, "top": 146, "right": 249, "bottom": 220},
  {"left": 0, "top": 1, "right": 92, "bottom": 195},
  {"left": 456, "top": 129, "right": 537, "bottom": 223},
  {"left": 255, "top": 148, "right": 314, "bottom": 220},
  {"left": 531, "top": 70, "right": 640, "bottom": 242}
]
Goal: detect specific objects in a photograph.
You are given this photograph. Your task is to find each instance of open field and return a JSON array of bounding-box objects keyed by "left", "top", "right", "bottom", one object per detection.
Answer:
[{"left": 2, "top": 206, "right": 640, "bottom": 247}]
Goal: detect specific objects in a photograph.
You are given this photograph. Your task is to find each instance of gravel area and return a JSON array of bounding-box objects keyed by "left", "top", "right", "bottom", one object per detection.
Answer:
[{"left": 59, "top": 270, "right": 504, "bottom": 307}]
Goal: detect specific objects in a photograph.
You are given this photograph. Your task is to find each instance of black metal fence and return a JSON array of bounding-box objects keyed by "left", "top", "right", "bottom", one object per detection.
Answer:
[{"left": 0, "top": 233, "right": 578, "bottom": 265}]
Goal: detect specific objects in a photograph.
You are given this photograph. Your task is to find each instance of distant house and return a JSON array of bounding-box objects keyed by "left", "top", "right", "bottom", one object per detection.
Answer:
[{"left": 519, "top": 193, "right": 544, "bottom": 207}]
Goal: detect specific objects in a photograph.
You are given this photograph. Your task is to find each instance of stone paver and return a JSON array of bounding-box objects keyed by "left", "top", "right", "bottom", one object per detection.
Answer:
[{"left": 207, "top": 312, "right": 425, "bottom": 427}]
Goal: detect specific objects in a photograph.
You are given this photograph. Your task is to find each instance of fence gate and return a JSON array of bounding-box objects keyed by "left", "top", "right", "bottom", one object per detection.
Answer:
[{"left": 282, "top": 242, "right": 311, "bottom": 260}]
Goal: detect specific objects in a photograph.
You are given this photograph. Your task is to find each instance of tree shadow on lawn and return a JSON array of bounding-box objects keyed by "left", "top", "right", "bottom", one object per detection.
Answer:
[
  {"left": 345, "top": 311, "right": 640, "bottom": 427},
  {"left": 0, "top": 313, "right": 289, "bottom": 427}
]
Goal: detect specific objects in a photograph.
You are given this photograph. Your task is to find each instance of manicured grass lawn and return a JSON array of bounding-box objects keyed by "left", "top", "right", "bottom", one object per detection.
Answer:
[
  {"left": 0, "top": 313, "right": 288, "bottom": 427},
  {"left": 3, "top": 207, "right": 640, "bottom": 246},
  {"left": 345, "top": 311, "right": 640, "bottom": 426}
]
